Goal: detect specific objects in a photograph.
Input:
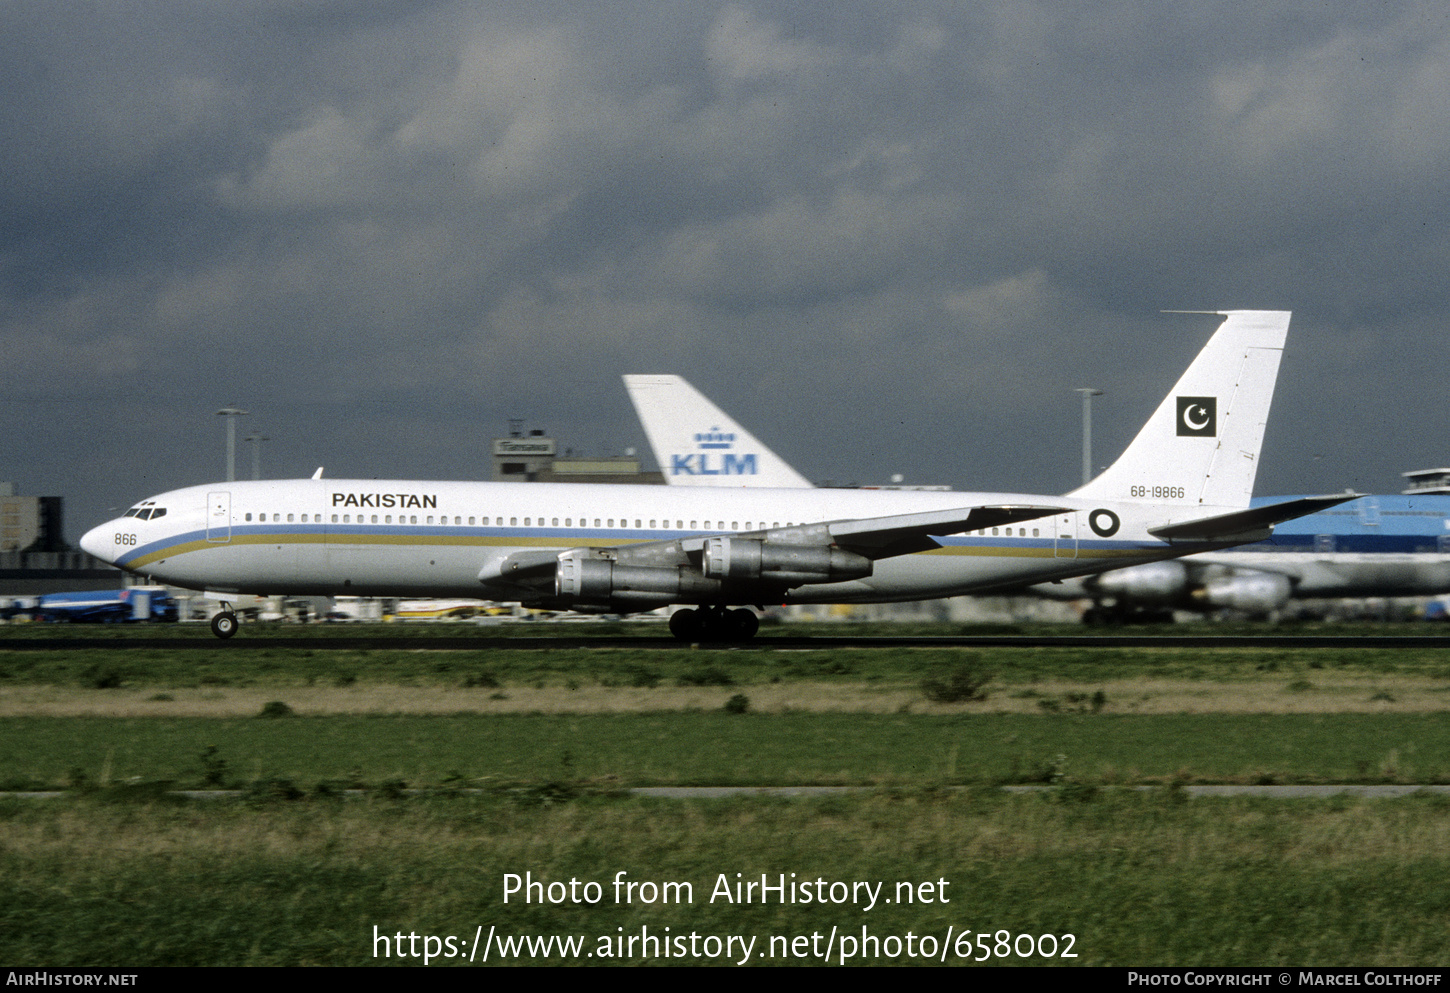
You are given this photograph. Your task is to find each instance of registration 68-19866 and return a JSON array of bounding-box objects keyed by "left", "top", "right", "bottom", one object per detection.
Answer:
[{"left": 1129, "top": 486, "right": 1186, "bottom": 499}]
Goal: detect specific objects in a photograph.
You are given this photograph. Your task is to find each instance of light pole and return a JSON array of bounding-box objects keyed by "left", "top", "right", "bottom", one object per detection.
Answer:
[
  {"left": 245, "top": 432, "right": 269, "bottom": 480},
  {"left": 1074, "top": 389, "right": 1102, "bottom": 486},
  {"left": 216, "top": 407, "right": 249, "bottom": 482}
]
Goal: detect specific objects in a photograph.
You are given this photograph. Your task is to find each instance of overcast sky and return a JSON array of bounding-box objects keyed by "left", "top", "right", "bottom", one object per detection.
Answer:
[{"left": 4, "top": 1, "right": 1449, "bottom": 539}]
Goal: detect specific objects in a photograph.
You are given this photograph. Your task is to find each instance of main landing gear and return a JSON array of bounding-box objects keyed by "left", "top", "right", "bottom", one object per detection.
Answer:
[
  {"left": 210, "top": 607, "right": 239, "bottom": 639},
  {"left": 668, "top": 605, "right": 760, "bottom": 642}
]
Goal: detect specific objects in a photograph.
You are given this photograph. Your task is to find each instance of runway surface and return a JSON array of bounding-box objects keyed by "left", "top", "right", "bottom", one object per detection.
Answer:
[{"left": 4, "top": 633, "right": 1450, "bottom": 650}]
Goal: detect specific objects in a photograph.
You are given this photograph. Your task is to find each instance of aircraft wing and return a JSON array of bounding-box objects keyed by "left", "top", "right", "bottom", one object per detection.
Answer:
[
  {"left": 821, "top": 504, "right": 1069, "bottom": 558},
  {"left": 478, "top": 503, "right": 1068, "bottom": 593},
  {"left": 1147, "top": 493, "right": 1361, "bottom": 543}
]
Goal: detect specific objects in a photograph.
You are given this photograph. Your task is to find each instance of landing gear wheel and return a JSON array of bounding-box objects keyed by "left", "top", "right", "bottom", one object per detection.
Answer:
[
  {"left": 728, "top": 608, "right": 759, "bottom": 640},
  {"left": 668, "top": 606, "right": 759, "bottom": 642},
  {"left": 669, "top": 608, "right": 702, "bottom": 641},
  {"left": 210, "top": 611, "right": 238, "bottom": 639}
]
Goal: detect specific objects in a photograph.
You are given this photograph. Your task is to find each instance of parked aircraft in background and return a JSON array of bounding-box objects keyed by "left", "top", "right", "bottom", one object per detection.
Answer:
[
  {"left": 624, "top": 374, "right": 813, "bottom": 488},
  {"left": 1030, "top": 484, "right": 1450, "bottom": 622},
  {"left": 81, "top": 311, "right": 1348, "bottom": 641}
]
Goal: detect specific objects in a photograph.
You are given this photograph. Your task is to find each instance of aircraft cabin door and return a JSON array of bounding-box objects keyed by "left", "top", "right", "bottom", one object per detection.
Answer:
[
  {"left": 1053, "top": 512, "right": 1078, "bottom": 558},
  {"left": 206, "top": 491, "right": 231, "bottom": 543}
]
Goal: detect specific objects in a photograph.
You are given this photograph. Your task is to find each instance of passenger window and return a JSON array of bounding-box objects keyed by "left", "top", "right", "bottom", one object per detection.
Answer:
[
  {"left": 510, "top": 517, "right": 517, "bottom": 526},
  {"left": 371, "top": 515, "right": 378, "bottom": 524},
  {"left": 287, "top": 514, "right": 294, "bottom": 523},
  {"left": 245, "top": 513, "right": 252, "bottom": 522},
  {"left": 410, "top": 516, "right": 417, "bottom": 524},
  {"left": 608, "top": 519, "right": 614, "bottom": 528},
  {"left": 343, "top": 515, "right": 351, "bottom": 523},
  {"left": 331, "top": 514, "right": 338, "bottom": 523}
]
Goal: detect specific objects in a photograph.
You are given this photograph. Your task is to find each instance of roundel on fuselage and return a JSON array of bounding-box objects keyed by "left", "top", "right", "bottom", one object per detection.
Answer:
[{"left": 1088, "top": 509, "right": 1121, "bottom": 537}]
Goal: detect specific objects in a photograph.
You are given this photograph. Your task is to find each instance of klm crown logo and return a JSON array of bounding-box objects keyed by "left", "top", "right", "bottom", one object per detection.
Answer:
[
  {"left": 671, "top": 426, "right": 759, "bottom": 476},
  {"left": 694, "top": 429, "right": 736, "bottom": 450}
]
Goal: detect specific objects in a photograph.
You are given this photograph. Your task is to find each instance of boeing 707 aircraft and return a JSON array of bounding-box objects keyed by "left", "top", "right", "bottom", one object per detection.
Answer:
[{"left": 80, "top": 311, "right": 1350, "bottom": 640}]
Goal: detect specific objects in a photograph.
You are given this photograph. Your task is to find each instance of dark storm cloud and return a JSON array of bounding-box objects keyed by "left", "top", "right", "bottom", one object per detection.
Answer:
[{"left": 3, "top": 1, "right": 1449, "bottom": 534}]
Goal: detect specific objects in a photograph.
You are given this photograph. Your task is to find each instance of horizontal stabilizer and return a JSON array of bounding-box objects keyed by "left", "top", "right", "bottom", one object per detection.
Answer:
[{"left": 1147, "top": 493, "right": 1361, "bottom": 542}]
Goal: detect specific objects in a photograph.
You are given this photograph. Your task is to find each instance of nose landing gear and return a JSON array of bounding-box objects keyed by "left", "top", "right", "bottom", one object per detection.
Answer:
[{"left": 210, "top": 607, "right": 238, "bottom": 639}]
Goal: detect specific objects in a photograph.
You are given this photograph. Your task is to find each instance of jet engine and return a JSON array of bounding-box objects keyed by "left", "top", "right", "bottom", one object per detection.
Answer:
[
  {"left": 1198, "top": 572, "right": 1293, "bottom": 614},
  {"left": 554, "top": 550, "right": 721, "bottom": 605},
  {"left": 1087, "top": 560, "right": 1189, "bottom": 606},
  {"left": 701, "top": 536, "right": 873, "bottom": 586}
]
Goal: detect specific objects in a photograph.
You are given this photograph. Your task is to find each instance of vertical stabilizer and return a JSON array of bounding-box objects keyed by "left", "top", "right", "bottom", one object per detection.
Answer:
[
  {"left": 624, "top": 375, "right": 814, "bottom": 488},
  {"left": 1069, "top": 310, "right": 1289, "bottom": 510}
]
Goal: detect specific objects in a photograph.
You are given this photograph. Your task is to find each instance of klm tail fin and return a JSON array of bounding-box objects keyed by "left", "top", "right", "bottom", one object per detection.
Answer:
[
  {"left": 1069, "top": 310, "right": 1290, "bottom": 510},
  {"left": 624, "top": 375, "right": 814, "bottom": 488}
]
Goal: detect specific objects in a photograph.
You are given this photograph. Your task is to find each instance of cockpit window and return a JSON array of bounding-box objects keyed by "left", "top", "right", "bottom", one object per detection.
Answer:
[
  {"left": 150, "top": 508, "right": 166, "bottom": 520},
  {"left": 123, "top": 509, "right": 140, "bottom": 518}
]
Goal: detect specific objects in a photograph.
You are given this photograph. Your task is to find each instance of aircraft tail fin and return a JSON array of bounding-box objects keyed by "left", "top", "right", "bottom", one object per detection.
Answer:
[
  {"left": 624, "top": 375, "right": 814, "bottom": 488},
  {"left": 1069, "top": 310, "right": 1290, "bottom": 510}
]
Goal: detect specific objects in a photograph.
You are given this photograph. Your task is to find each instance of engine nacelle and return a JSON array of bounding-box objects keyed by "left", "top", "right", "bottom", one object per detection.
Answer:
[
  {"left": 555, "top": 550, "right": 721, "bottom": 605},
  {"left": 1199, "top": 572, "right": 1292, "bottom": 614},
  {"left": 1089, "top": 560, "right": 1189, "bottom": 606},
  {"left": 701, "top": 536, "right": 873, "bottom": 586}
]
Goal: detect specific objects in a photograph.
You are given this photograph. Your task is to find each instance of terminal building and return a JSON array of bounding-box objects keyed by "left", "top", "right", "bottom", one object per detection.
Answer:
[
  {"left": 491, "top": 422, "right": 664, "bottom": 486},
  {"left": 1402, "top": 468, "right": 1450, "bottom": 495},
  {"left": 0, "top": 483, "right": 117, "bottom": 595}
]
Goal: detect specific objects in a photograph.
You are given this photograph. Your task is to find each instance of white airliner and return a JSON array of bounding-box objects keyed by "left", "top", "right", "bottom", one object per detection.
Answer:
[{"left": 80, "top": 311, "right": 1351, "bottom": 640}]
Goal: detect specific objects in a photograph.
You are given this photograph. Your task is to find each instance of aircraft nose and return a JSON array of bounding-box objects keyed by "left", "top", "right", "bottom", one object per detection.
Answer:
[{"left": 79, "top": 522, "right": 116, "bottom": 562}]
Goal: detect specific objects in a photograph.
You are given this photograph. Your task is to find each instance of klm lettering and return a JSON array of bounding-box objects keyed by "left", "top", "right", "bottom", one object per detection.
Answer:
[
  {"left": 669, "top": 454, "right": 759, "bottom": 476},
  {"left": 332, "top": 493, "right": 438, "bottom": 509}
]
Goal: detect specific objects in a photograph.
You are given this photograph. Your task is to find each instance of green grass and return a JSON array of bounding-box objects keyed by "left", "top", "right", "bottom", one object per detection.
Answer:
[
  {"left": 5, "top": 641, "right": 1450, "bottom": 690},
  {"left": 3, "top": 712, "right": 1448, "bottom": 791},
  {"left": 2, "top": 790, "right": 1449, "bottom": 966},
  {"left": 4, "top": 627, "right": 1449, "bottom": 966}
]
